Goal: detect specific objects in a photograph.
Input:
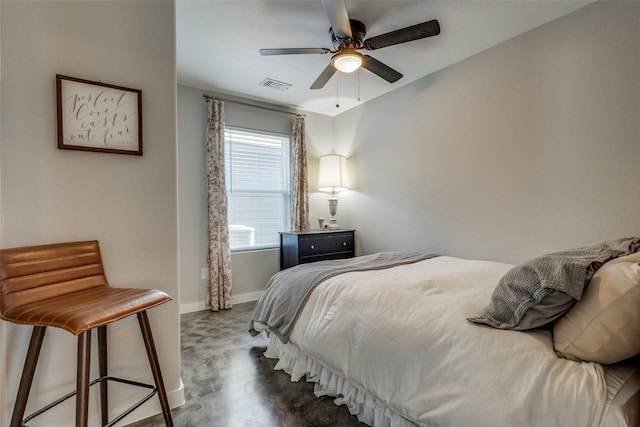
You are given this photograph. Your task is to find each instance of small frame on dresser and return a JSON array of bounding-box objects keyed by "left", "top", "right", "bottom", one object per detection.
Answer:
[{"left": 56, "top": 74, "right": 142, "bottom": 155}]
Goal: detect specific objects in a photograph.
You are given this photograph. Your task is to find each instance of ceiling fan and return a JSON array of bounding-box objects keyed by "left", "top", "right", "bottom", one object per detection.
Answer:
[{"left": 259, "top": 0, "right": 440, "bottom": 90}]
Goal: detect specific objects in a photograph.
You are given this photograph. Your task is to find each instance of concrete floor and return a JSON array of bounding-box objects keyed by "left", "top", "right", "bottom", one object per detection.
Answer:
[{"left": 126, "top": 302, "right": 364, "bottom": 427}]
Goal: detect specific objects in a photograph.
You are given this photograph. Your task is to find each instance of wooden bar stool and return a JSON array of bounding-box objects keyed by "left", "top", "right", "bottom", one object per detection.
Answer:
[{"left": 0, "top": 240, "right": 174, "bottom": 427}]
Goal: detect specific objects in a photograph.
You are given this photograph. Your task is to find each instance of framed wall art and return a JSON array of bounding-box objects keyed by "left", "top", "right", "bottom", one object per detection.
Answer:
[{"left": 56, "top": 74, "right": 143, "bottom": 155}]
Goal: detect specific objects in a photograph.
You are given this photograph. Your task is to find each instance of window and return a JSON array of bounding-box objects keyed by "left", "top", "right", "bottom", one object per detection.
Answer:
[{"left": 224, "top": 126, "right": 290, "bottom": 251}]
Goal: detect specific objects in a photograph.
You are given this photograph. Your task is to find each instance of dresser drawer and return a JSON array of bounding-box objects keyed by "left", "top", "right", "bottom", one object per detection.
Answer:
[{"left": 298, "top": 233, "right": 354, "bottom": 257}]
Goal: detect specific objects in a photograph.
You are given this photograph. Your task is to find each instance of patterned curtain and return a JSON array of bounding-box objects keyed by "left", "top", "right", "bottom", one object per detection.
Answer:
[
  {"left": 290, "top": 115, "right": 310, "bottom": 231},
  {"left": 205, "top": 97, "right": 232, "bottom": 311}
]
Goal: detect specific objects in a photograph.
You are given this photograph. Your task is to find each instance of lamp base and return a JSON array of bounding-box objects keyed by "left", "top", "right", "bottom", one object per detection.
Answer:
[
  {"left": 328, "top": 195, "right": 338, "bottom": 217},
  {"left": 324, "top": 194, "right": 341, "bottom": 229}
]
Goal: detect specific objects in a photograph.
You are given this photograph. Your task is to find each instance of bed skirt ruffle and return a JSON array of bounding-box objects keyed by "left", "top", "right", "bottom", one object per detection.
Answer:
[{"left": 265, "top": 333, "right": 418, "bottom": 427}]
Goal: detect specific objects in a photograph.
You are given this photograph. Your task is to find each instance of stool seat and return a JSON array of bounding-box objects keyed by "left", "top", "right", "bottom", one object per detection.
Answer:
[{"left": 1, "top": 285, "right": 171, "bottom": 335}]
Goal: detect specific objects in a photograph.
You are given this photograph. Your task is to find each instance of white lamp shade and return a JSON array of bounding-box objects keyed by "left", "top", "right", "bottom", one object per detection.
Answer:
[{"left": 318, "top": 154, "right": 348, "bottom": 193}]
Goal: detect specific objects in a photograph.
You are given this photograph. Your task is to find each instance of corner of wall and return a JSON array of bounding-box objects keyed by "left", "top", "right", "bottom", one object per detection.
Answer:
[{"left": 0, "top": 2, "right": 8, "bottom": 425}]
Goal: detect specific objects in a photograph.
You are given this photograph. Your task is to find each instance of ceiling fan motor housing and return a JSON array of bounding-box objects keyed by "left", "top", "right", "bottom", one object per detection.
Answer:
[{"left": 330, "top": 19, "right": 367, "bottom": 50}]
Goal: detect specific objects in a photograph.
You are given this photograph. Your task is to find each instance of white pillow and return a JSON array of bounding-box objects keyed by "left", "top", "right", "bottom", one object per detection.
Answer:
[{"left": 553, "top": 251, "right": 640, "bottom": 364}]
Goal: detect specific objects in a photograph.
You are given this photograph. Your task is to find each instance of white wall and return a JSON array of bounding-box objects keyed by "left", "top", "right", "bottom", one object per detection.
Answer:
[
  {"left": 334, "top": 0, "right": 640, "bottom": 264},
  {"left": 177, "top": 84, "right": 333, "bottom": 312},
  {"left": 0, "top": 1, "right": 182, "bottom": 426}
]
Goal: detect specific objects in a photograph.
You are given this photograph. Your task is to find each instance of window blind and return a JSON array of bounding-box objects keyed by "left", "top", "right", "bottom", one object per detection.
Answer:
[{"left": 225, "top": 127, "right": 290, "bottom": 250}]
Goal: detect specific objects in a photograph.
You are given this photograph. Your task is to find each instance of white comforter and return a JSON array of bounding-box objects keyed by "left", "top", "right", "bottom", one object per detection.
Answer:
[{"left": 284, "top": 256, "right": 607, "bottom": 427}]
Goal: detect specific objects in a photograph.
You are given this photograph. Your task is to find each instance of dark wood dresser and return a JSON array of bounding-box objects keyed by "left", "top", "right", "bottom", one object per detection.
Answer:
[{"left": 279, "top": 229, "right": 356, "bottom": 270}]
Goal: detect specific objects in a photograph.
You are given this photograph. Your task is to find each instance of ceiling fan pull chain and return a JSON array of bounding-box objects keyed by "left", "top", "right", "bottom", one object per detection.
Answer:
[
  {"left": 357, "top": 70, "right": 361, "bottom": 102},
  {"left": 336, "top": 77, "right": 340, "bottom": 108}
]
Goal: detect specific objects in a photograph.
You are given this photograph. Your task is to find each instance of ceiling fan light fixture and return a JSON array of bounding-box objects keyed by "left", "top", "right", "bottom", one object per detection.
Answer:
[{"left": 331, "top": 50, "right": 363, "bottom": 73}]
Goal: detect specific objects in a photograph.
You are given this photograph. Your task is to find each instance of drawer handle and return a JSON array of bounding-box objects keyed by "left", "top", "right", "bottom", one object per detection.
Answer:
[
  {"left": 342, "top": 242, "right": 347, "bottom": 246},
  {"left": 310, "top": 245, "right": 315, "bottom": 249}
]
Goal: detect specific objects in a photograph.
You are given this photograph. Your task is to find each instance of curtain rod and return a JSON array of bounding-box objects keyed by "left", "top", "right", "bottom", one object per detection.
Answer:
[{"left": 202, "top": 93, "right": 304, "bottom": 117}]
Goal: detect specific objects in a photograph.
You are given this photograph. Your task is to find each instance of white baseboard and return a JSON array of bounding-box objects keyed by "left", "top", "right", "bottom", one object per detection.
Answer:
[
  {"left": 179, "top": 301, "right": 206, "bottom": 314},
  {"left": 179, "top": 291, "right": 263, "bottom": 314},
  {"left": 233, "top": 290, "right": 263, "bottom": 305}
]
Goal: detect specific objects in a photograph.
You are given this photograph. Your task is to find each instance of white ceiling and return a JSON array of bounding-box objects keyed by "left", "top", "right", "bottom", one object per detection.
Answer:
[{"left": 176, "top": 0, "right": 593, "bottom": 117}]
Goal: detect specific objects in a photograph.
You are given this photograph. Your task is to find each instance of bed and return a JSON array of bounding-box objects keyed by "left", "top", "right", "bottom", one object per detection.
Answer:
[{"left": 250, "top": 239, "right": 640, "bottom": 427}]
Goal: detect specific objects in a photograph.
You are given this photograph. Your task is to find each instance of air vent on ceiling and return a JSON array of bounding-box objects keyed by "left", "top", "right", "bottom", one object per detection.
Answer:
[{"left": 260, "top": 78, "right": 292, "bottom": 91}]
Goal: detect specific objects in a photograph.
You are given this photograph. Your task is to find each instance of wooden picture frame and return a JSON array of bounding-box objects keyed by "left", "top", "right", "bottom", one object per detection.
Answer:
[{"left": 56, "top": 74, "right": 142, "bottom": 155}]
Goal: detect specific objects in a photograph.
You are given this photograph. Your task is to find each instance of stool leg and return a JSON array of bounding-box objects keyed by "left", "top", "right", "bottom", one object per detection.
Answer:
[
  {"left": 10, "top": 326, "right": 46, "bottom": 427},
  {"left": 98, "top": 325, "right": 108, "bottom": 426},
  {"left": 137, "top": 311, "right": 174, "bottom": 427},
  {"left": 76, "top": 330, "right": 91, "bottom": 427}
]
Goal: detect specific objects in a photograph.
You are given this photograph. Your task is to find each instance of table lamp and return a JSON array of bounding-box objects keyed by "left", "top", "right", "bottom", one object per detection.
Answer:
[{"left": 318, "top": 154, "right": 348, "bottom": 228}]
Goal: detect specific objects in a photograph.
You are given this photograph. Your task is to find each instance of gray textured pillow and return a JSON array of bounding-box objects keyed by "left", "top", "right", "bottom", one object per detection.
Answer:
[
  {"left": 516, "top": 291, "right": 576, "bottom": 330},
  {"left": 468, "top": 237, "right": 640, "bottom": 330}
]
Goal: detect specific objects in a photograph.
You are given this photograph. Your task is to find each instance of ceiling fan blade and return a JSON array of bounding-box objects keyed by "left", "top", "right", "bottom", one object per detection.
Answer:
[
  {"left": 310, "top": 64, "right": 337, "bottom": 89},
  {"left": 364, "top": 19, "right": 440, "bottom": 50},
  {"left": 260, "top": 48, "right": 331, "bottom": 56},
  {"left": 321, "top": 0, "right": 352, "bottom": 40},
  {"left": 361, "top": 55, "right": 403, "bottom": 83}
]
